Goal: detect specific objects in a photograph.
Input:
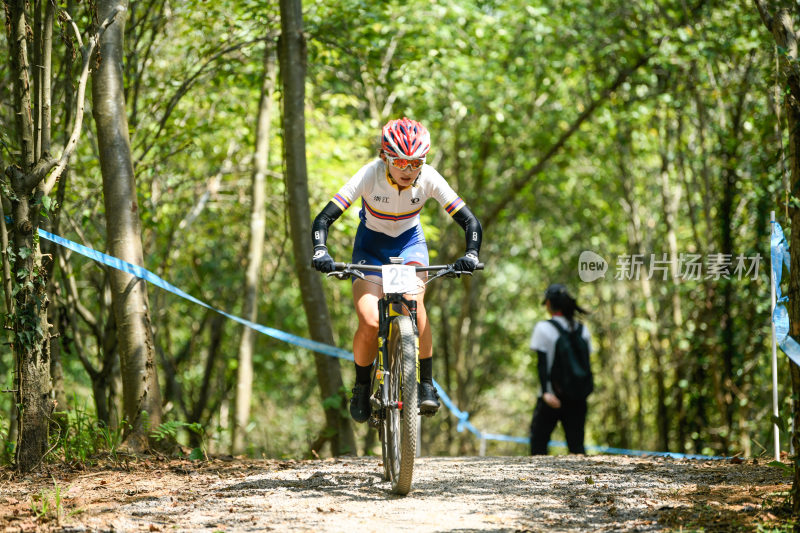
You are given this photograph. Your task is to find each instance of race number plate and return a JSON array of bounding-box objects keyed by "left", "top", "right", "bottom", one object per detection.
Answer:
[{"left": 382, "top": 264, "right": 418, "bottom": 294}]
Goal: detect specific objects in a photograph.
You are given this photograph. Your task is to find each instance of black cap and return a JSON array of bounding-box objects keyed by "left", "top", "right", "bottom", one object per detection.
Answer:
[{"left": 542, "top": 283, "right": 569, "bottom": 305}]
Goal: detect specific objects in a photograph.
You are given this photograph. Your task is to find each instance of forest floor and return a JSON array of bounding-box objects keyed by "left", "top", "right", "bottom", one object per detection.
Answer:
[{"left": 0, "top": 454, "right": 794, "bottom": 532}]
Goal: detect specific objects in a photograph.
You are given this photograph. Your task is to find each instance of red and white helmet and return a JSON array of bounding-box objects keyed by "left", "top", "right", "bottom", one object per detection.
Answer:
[{"left": 381, "top": 118, "right": 430, "bottom": 159}]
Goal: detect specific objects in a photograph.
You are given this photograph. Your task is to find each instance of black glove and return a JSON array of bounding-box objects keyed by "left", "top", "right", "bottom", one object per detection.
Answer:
[
  {"left": 312, "top": 246, "right": 335, "bottom": 273},
  {"left": 453, "top": 252, "right": 479, "bottom": 273}
]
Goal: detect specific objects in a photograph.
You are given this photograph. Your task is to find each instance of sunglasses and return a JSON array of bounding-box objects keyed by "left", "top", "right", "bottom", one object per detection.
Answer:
[{"left": 386, "top": 156, "right": 425, "bottom": 171}]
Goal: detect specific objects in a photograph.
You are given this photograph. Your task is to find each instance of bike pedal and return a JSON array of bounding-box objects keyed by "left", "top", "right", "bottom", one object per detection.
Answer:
[{"left": 419, "top": 407, "right": 439, "bottom": 417}]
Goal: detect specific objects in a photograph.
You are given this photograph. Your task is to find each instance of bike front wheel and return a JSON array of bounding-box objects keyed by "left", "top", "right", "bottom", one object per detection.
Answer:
[{"left": 383, "top": 315, "right": 418, "bottom": 495}]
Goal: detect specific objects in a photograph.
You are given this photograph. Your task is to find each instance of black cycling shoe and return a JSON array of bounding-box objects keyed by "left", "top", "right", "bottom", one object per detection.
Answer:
[
  {"left": 349, "top": 382, "right": 372, "bottom": 423},
  {"left": 418, "top": 381, "right": 440, "bottom": 416}
]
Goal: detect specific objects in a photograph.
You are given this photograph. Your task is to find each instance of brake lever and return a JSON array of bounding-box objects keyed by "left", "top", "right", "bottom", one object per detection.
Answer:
[
  {"left": 431, "top": 266, "right": 460, "bottom": 280},
  {"left": 327, "top": 267, "right": 368, "bottom": 281},
  {"left": 429, "top": 267, "right": 449, "bottom": 280}
]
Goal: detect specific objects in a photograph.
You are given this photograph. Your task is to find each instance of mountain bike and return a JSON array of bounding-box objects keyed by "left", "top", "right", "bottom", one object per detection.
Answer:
[{"left": 328, "top": 258, "right": 483, "bottom": 495}]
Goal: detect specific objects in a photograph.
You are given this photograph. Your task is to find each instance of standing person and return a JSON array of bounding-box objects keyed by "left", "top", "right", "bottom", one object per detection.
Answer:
[
  {"left": 529, "top": 283, "right": 593, "bottom": 455},
  {"left": 310, "top": 118, "right": 483, "bottom": 423}
]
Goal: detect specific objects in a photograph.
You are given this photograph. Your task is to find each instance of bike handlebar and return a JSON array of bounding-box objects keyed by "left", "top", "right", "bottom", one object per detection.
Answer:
[
  {"left": 326, "top": 261, "right": 484, "bottom": 287},
  {"left": 331, "top": 262, "right": 485, "bottom": 273}
]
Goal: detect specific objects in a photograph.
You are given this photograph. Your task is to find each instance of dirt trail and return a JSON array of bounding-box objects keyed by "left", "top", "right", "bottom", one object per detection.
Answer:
[{"left": 0, "top": 455, "right": 791, "bottom": 532}]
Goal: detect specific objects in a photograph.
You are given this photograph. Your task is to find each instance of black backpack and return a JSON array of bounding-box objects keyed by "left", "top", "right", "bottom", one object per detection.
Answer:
[{"left": 547, "top": 319, "right": 593, "bottom": 402}]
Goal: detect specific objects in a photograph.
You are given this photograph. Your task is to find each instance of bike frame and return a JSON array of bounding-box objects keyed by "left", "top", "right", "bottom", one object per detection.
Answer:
[
  {"left": 376, "top": 290, "right": 419, "bottom": 391},
  {"left": 328, "top": 260, "right": 483, "bottom": 494}
]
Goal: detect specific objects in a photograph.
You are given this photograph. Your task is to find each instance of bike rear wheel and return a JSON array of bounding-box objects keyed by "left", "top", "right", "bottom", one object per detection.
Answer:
[{"left": 383, "top": 315, "right": 418, "bottom": 495}]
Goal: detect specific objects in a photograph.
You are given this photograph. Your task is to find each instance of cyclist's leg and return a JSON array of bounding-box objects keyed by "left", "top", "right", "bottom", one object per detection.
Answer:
[
  {"left": 400, "top": 231, "right": 431, "bottom": 359},
  {"left": 351, "top": 223, "right": 388, "bottom": 367},
  {"left": 350, "top": 225, "right": 388, "bottom": 422},
  {"left": 350, "top": 281, "right": 382, "bottom": 423},
  {"left": 410, "top": 288, "right": 440, "bottom": 414},
  {"left": 401, "top": 235, "right": 439, "bottom": 412},
  {"left": 405, "top": 286, "right": 431, "bottom": 359},
  {"left": 352, "top": 277, "right": 383, "bottom": 366}
]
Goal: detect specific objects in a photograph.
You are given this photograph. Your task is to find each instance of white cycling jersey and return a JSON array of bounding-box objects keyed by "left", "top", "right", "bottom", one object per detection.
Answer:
[{"left": 331, "top": 159, "right": 466, "bottom": 237}]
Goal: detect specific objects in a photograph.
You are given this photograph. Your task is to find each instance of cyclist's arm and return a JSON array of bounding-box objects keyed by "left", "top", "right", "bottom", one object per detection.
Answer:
[
  {"left": 312, "top": 161, "right": 374, "bottom": 248},
  {"left": 452, "top": 206, "right": 482, "bottom": 255},
  {"left": 423, "top": 168, "right": 483, "bottom": 255},
  {"left": 311, "top": 201, "right": 344, "bottom": 248}
]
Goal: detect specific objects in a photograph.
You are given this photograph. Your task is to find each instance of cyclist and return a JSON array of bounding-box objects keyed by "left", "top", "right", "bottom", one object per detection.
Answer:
[{"left": 311, "top": 117, "right": 482, "bottom": 423}]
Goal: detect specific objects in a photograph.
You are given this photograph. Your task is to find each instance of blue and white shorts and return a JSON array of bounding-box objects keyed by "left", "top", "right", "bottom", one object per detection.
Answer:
[{"left": 352, "top": 223, "right": 429, "bottom": 276}]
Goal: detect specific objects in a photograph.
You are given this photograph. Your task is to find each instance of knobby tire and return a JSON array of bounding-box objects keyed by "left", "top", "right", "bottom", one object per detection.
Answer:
[{"left": 384, "top": 315, "right": 418, "bottom": 495}]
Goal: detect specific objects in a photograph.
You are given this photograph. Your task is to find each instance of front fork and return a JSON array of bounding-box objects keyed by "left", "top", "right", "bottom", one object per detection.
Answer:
[{"left": 369, "top": 295, "right": 419, "bottom": 426}]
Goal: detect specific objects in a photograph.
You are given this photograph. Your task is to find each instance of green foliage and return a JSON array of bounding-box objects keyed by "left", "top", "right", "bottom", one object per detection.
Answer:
[
  {"left": 302, "top": 0, "right": 786, "bottom": 459},
  {"left": 0, "top": 407, "right": 12, "bottom": 466},
  {"left": 55, "top": 401, "right": 103, "bottom": 466},
  {"left": 756, "top": 526, "right": 797, "bottom": 533},
  {"left": 29, "top": 478, "right": 66, "bottom": 525},
  {"left": 39, "top": 195, "right": 55, "bottom": 217},
  {"left": 96, "top": 421, "right": 126, "bottom": 463},
  {"left": 0, "top": 0, "right": 790, "bottom": 462},
  {"left": 44, "top": 398, "right": 127, "bottom": 467},
  {"left": 151, "top": 420, "right": 208, "bottom": 461},
  {"left": 767, "top": 460, "right": 793, "bottom": 476},
  {"left": 322, "top": 387, "right": 349, "bottom": 419},
  {"left": 29, "top": 490, "right": 50, "bottom": 521}
]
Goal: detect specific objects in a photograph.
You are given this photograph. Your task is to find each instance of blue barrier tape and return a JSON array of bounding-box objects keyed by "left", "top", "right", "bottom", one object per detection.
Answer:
[
  {"left": 780, "top": 335, "right": 800, "bottom": 368},
  {"left": 772, "top": 220, "right": 790, "bottom": 298},
  {"left": 771, "top": 221, "right": 800, "bottom": 367},
  {"left": 578, "top": 442, "right": 726, "bottom": 460},
  {"left": 40, "top": 228, "right": 726, "bottom": 460},
  {"left": 38, "top": 229, "right": 354, "bottom": 361},
  {"left": 433, "top": 381, "right": 724, "bottom": 459}
]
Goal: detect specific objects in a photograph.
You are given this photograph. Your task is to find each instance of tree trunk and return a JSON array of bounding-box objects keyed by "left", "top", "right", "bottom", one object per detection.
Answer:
[
  {"left": 6, "top": 0, "right": 53, "bottom": 473},
  {"left": 714, "top": 54, "right": 753, "bottom": 453},
  {"left": 754, "top": 0, "right": 800, "bottom": 513},
  {"left": 617, "top": 130, "right": 670, "bottom": 452},
  {"left": 657, "top": 108, "right": 686, "bottom": 450},
  {"left": 787, "top": 98, "right": 800, "bottom": 515},
  {"left": 232, "top": 42, "right": 275, "bottom": 455},
  {"left": 190, "top": 313, "right": 225, "bottom": 449},
  {"left": 1, "top": 195, "right": 15, "bottom": 462},
  {"left": 629, "top": 301, "right": 645, "bottom": 446},
  {"left": 278, "top": 0, "right": 355, "bottom": 456},
  {"left": 4, "top": 0, "right": 118, "bottom": 471},
  {"left": 92, "top": 0, "right": 162, "bottom": 451},
  {"left": 13, "top": 205, "right": 52, "bottom": 471}
]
